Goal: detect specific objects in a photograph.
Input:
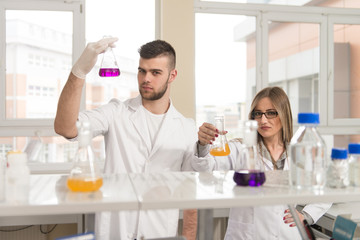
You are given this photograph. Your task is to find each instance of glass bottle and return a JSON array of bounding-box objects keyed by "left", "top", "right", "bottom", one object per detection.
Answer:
[
  {"left": 6, "top": 151, "right": 30, "bottom": 203},
  {"left": 289, "top": 113, "right": 327, "bottom": 190},
  {"left": 233, "top": 120, "right": 266, "bottom": 186},
  {"left": 348, "top": 143, "right": 360, "bottom": 187},
  {"left": 67, "top": 121, "right": 103, "bottom": 192},
  {"left": 327, "top": 148, "right": 349, "bottom": 188},
  {"left": 209, "top": 115, "right": 230, "bottom": 156},
  {"left": 99, "top": 36, "right": 120, "bottom": 77}
]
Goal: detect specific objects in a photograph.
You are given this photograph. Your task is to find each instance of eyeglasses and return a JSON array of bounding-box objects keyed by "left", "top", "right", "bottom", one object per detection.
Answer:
[{"left": 252, "top": 111, "right": 278, "bottom": 119}]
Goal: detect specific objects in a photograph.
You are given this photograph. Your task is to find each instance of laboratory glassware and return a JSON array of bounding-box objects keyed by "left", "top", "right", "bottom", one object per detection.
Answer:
[
  {"left": 233, "top": 120, "right": 266, "bottom": 186},
  {"left": 6, "top": 151, "right": 30, "bottom": 203},
  {"left": 348, "top": 143, "right": 360, "bottom": 187},
  {"left": 67, "top": 121, "right": 103, "bottom": 192},
  {"left": 327, "top": 148, "right": 349, "bottom": 188},
  {"left": 209, "top": 116, "right": 230, "bottom": 156},
  {"left": 289, "top": 113, "right": 327, "bottom": 190},
  {"left": 99, "top": 37, "right": 120, "bottom": 77}
]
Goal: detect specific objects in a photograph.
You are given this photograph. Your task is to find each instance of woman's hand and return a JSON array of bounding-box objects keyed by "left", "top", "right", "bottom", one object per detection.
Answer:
[
  {"left": 283, "top": 209, "right": 305, "bottom": 227},
  {"left": 198, "top": 122, "right": 218, "bottom": 146}
]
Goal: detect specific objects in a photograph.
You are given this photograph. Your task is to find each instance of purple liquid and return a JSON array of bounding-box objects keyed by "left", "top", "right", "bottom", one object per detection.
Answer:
[
  {"left": 233, "top": 170, "right": 266, "bottom": 187},
  {"left": 99, "top": 68, "right": 121, "bottom": 77}
]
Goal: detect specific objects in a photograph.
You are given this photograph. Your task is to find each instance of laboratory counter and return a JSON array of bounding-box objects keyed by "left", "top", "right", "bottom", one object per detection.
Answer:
[
  {"left": 0, "top": 170, "right": 360, "bottom": 240},
  {"left": 0, "top": 170, "right": 359, "bottom": 217}
]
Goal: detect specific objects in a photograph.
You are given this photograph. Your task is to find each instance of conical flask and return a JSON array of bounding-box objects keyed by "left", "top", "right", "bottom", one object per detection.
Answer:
[
  {"left": 210, "top": 115, "right": 230, "bottom": 156},
  {"left": 99, "top": 36, "right": 120, "bottom": 77},
  {"left": 67, "top": 121, "right": 103, "bottom": 192},
  {"left": 233, "top": 120, "right": 266, "bottom": 186}
]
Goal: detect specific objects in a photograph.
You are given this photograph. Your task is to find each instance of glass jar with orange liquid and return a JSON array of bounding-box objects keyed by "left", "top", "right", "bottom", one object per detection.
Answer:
[
  {"left": 210, "top": 116, "right": 230, "bottom": 156},
  {"left": 67, "top": 121, "right": 103, "bottom": 192}
]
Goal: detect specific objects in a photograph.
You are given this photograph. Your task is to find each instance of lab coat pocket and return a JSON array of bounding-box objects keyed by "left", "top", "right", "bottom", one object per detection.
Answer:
[{"left": 225, "top": 220, "right": 255, "bottom": 240}]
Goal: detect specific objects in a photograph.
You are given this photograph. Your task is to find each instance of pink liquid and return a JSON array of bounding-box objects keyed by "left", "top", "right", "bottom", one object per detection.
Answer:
[
  {"left": 233, "top": 170, "right": 266, "bottom": 187},
  {"left": 99, "top": 68, "right": 120, "bottom": 77}
]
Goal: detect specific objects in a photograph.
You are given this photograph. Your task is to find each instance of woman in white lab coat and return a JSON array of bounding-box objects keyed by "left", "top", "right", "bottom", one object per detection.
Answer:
[{"left": 192, "top": 86, "right": 331, "bottom": 239}]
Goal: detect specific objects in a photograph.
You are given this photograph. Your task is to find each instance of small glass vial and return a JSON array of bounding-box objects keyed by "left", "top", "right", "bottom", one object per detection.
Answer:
[
  {"left": 348, "top": 143, "right": 360, "bottom": 187},
  {"left": 99, "top": 36, "right": 120, "bottom": 77},
  {"left": 209, "top": 115, "right": 230, "bottom": 156},
  {"left": 67, "top": 121, "right": 103, "bottom": 192},
  {"left": 6, "top": 151, "right": 30, "bottom": 203},
  {"left": 327, "top": 148, "right": 349, "bottom": 188}
]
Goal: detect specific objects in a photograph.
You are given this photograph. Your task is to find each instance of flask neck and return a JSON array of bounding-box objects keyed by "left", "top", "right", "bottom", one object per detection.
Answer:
[
  {"left": 299, "top": 124, "right": 319, "bottom": 128},
  {"left": 244, "top": 130, "right": 257, "bottom": 146},
  {"left": 78, "top": 130, "right": 91, "bottom": 148},
  {"left": 214, "top": 117, "right": 225, "bottom": 133},
  {"left": 243, "top": 121, "right": 258, "bottom": 146}
]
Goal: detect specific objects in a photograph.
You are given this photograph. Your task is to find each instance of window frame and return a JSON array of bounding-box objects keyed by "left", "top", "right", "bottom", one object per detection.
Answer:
[
  {"left": 327, "top": 15, "right": 360, "bottom": 128},
  {"left": 0, "top": 0, "right": 85, "bottom": 137},
  {"left": 194, "top": 0, "right": 360, "bottom": 135}
]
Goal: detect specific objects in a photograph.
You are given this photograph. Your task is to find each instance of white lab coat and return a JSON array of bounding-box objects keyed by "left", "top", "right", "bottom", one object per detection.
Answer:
[
  {"left": 77, "top": 95, "right": 197, "bottom": 240},
  {"left": 192, "top": 140, "right": 331, "bottom": 240}
]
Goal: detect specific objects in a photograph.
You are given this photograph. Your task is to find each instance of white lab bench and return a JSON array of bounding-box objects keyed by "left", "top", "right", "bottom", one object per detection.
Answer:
[{"left": 0, "top": 170, "right": 359, "bottom": 239}]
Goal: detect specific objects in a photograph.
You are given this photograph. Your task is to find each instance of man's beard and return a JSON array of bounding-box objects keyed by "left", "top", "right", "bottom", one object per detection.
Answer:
[{"left": 139, "top": 78, "right": 169, "bottom": 101}]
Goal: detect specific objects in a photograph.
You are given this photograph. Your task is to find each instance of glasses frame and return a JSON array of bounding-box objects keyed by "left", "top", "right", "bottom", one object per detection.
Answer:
[{"left": 252, "top": 111, "right": 279, "bottom": 119}]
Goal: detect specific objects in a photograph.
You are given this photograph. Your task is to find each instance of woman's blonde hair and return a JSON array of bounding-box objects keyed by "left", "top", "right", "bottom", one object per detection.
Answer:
[{"left": 248, "top": 86, "right": 293, "bottom": 145}]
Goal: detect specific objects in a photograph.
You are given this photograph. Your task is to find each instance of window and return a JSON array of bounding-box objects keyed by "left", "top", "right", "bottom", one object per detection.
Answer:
[
  {"left": 199, "top": 0, "right": 360, "bottom": 9},
  {"left": 0, "top": 0, "right": 156, "bottom": 171},
  {"left": 5, "top": 10, "right": 73, "bottom": 120},
  {"left": 195, "top": 13, "right": 255, "bottom": 138},
  {"left": 84, "top": 0, "right": 155, "bottom": 106},
  {"left": 194, "top": 0, "right": 360, "bottom": 152},
  {"left": 264, "top": 13, "right": 324, "bottom": 124}
]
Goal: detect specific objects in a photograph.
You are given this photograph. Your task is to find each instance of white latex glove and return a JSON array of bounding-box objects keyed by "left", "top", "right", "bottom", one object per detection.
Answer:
[{"left": 71, "top": 37, "right": 118, "bottom": 79}]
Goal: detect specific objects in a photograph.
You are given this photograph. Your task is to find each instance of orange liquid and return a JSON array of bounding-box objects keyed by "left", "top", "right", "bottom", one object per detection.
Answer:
[
  {"left": 210, "top": 143, "right": 231, "bottom": 156},
  {"left": 67, "top": 177, "right": 103, "bottom": 192}
]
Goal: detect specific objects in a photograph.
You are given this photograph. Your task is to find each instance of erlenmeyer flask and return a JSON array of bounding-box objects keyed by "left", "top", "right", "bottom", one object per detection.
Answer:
[
  {"left": 233, "top": 120, "right": 266, "bottom": 186},
  {"left": 99, "top": 37, "right": 120, "bottom": 77},
  {"left": 67, "top": 121, "right": 103, "bottom": 192},
  {"left": 210, "top": 116, "right": 230, "bottom": 156}
]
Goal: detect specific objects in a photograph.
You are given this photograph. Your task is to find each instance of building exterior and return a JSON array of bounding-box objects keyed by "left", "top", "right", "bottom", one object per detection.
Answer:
[
  {"left": 235, "top": 0, "right": 360, "bottom": 144},
  {"left": 4, "top": 18, "right": 138, "bottom": 162}
]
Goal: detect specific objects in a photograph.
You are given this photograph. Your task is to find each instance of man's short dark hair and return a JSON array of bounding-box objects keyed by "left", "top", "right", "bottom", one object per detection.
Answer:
[{"left": 138, "top": 40, "right": 176, "bottom": 70}]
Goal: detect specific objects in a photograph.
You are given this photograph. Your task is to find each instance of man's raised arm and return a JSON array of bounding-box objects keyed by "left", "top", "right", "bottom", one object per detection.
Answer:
[{"left": 54, "top": 37, "right": 118, "bottom": 138}]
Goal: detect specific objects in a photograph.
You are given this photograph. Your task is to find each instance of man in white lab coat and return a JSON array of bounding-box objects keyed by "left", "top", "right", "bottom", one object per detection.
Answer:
[{"left": 54, "top": 38, "right": 197, "bottom": 240}]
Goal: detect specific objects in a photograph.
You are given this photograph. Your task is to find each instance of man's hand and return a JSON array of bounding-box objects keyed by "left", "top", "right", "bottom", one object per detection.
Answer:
[{"left": 71, "top": 37, "right": 118, "bottom": 79}]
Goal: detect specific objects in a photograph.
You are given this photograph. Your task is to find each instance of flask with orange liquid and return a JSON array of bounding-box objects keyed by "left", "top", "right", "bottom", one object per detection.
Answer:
[
  {"left": 210, "top": 115, "right": 230, "bottom": 156},
  {"left": 67, "top": 121, "right": 103, "bottom": 192}
]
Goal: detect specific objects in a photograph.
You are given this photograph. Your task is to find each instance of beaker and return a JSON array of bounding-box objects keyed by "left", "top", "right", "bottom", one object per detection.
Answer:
[
  {"left": 233, "top": 120, "right": 266, "bottom": 187},
  {"left": 99, "top": 38, "right": 120, "bottom": 77},
  {"left": 209, "top": 116, "right": 230, "bottom": 156},
  {"left": 67, "top": 121, "right": 103, "bottom": 192}
]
